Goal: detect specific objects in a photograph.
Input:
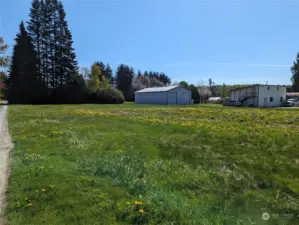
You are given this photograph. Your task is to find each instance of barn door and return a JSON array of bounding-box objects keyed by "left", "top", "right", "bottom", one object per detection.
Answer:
[
  {"left": 168, "top": 92, "right": 177, "bottom": 104},
  {"left": 178, "top": 92, "right": 190, "bottom": 104}
]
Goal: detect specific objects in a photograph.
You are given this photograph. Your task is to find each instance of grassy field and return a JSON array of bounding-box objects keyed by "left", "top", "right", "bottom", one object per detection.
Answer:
[{"left": 7, "top": 104, "right": 299, "bottom": 225}]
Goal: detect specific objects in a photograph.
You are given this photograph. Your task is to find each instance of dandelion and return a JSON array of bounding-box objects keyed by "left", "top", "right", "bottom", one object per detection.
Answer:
[
  {"left": 126, "top": 201, "right": 131, "bottom": 205},
  {"left": 138, "top": 209, "right": 145, "bottom": 213},
  {"left": 135, "top": 201, "right": 143, "bottom": 205}
]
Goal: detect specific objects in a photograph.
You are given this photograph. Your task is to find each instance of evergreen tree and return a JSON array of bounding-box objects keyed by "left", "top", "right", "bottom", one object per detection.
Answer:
[
  {"left": 136, "top": 70, "right": 142, "bottom": 78},
  {"left": 56, "top": 1, "right": 78, "bottom": 89},
  {"left": 27, "top": 0, "right": 79, "bottom": 102},
  {"left": 105, "top": 63, "right": 113, "bottom": 82},
  {"left": 158, "top": 73, "right": 171, "bottom": 86},
  {"left": 148, "top": 71, "right": 153, "bottom": 78},
  {"left": 152, "top": 71, "right": 159, "bottom": 79},
  {"left": 291, "top": 52, "right": 299, "bottom": 92},
  {"left": 115, "top": 64, "right": 134, "bottom": 100},
  {"left": 8, "top": 22, "right": 44, "bottom": 103},
  {"left": 27, "top": 0, "right": 43, "bottom": 75},
  {"left": 40, "top": 0, "right": 51, "bottom": 88}
]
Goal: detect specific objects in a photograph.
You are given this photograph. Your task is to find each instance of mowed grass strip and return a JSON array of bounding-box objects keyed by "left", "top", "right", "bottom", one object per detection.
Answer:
[{"left": 7, "top": 104, "right": 299, "bottom": 225}]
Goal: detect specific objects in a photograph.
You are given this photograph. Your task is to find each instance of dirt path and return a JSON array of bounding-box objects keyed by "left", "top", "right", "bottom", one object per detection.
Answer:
[{"left": 0, "top": 106, "right": 13, "bottom": 225}]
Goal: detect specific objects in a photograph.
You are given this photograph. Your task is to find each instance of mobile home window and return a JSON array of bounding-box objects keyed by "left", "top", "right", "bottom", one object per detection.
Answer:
[
  {"left": 280, "top": 97, "right": 283, "bottom": 102},
  {"left": 270, "top": 97, "right": 274, "bottom": 102}
]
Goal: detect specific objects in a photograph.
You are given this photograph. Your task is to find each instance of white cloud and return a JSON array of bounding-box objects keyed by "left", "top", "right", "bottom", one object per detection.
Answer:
[
  {"left": 163, "top": 61, "right": 290, "bottom": 68},
  {"left": 202, "top": 61, "right": 290, "bottom": 67},
  {"left": 246, "top": 63, "right": 290, "bottom": 67}
]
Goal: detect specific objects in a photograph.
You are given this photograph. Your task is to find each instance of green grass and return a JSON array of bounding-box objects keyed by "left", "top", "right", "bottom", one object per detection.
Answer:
[{"left": 7, "top": 104, "right": 299, "bottom": 225}]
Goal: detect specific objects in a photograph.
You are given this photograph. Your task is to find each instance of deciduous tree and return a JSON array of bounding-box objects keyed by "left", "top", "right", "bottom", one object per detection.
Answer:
[
  {"left": 0, "top": 37, "right": 9, "bottom": 67},
  {"left": 179, "top": 81, "right": 189, "bottom": 89}
]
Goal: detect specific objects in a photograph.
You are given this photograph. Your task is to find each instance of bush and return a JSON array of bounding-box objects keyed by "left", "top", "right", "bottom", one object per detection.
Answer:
[
  {"left": 45, "top": 75, "right": 86, "bottom": 104},
  {"left": 87, "top": 88, "right": 125, "bottom": 104}
]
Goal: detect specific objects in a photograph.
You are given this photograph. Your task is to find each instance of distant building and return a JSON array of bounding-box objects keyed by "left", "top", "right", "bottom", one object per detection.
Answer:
[
  {"left": 135, "top": 85, "right": 191, "bottom": 105},
  {"left": 286, "top": 92, "right": 299, "bottom": 100},
  {"left": 229, "top": 84, "right": 286, "bottom": 107},
  {"left": 208, "top": 97, "right": 222, "bottom": 102}
]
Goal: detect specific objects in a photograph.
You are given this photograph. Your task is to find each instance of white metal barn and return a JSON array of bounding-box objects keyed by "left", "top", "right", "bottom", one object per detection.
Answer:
[
  {"left": 229, "top": 84, "right": 286, "bottom": 107},
  {"left": 135, "top": 85, "right": 191, "bottom": 105}
]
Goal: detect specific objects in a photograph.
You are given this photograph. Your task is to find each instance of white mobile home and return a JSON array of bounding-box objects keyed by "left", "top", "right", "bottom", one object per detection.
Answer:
[
  {"left": 135, "top": 85, "right": 191, "bottom": 105},
  {"left": 230, "top": 84, "right": 286, "bottom": 107}
]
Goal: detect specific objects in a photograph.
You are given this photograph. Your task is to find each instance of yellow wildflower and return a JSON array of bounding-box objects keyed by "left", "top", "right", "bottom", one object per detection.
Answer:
[
  {"left": 138, "top": 209, "right": 145, "bottom": 213},
  {"left": 126, "top": 201, "right": 131, "bottom": 205},
  {"left": 135, "top": 201, "right": 143, "bottom": 205}
]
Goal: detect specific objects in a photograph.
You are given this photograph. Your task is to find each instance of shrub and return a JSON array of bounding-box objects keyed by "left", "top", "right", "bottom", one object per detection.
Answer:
[
  {"left": 45, "top": 75, "right": 86, "bottom": 104},
  {"left": 87, "top": 88, "right": 125, "bottom": 104}
]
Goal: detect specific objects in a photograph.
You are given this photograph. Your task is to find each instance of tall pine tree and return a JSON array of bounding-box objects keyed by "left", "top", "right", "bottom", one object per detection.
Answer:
[
  {"left": 115, "top": 64, "right": 134, "bottom": 100},
  {"left": 8, "top": 22, "right": 44, "bottom": 103},
  {"left": 56, "top": 1, "right": 78, "bottom": 89},
  {"left": 158, "top": 73, "right": 171, "bottom": 86},
  {"left": 105, "top": 63, "right": 113, "bottom": 82},
  {"left": 291, "top": 52, "right": 299, "bottom": 92},
  {"left": 27, "top": 0, "right": 80, "bottom": 102},
  {"left": 27, "top": 0, "right": 43, "bottom": 75}
]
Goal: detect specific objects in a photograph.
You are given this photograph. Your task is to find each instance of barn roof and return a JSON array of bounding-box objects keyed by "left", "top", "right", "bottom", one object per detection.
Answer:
[{"left": 135, "top": 85, "right": 184, "bottom": 93}]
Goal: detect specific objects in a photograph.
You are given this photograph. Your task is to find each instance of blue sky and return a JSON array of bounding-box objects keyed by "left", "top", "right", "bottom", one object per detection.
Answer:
[{"left": 1, "top": 0, "right": 299, "bottom": 85}]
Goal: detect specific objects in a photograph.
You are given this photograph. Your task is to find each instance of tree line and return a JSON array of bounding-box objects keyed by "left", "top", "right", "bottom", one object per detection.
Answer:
[
  {"left": 176, "top": 79, "right": 251, "bottom": 102},
  {"left": 0, "top": 0, "right": 171, "bottom": 104}
]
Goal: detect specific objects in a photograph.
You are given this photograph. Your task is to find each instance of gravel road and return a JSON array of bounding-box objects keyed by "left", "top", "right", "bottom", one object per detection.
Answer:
[{"left": 0, "top": 106, "right": 13, "bottom": 225}]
